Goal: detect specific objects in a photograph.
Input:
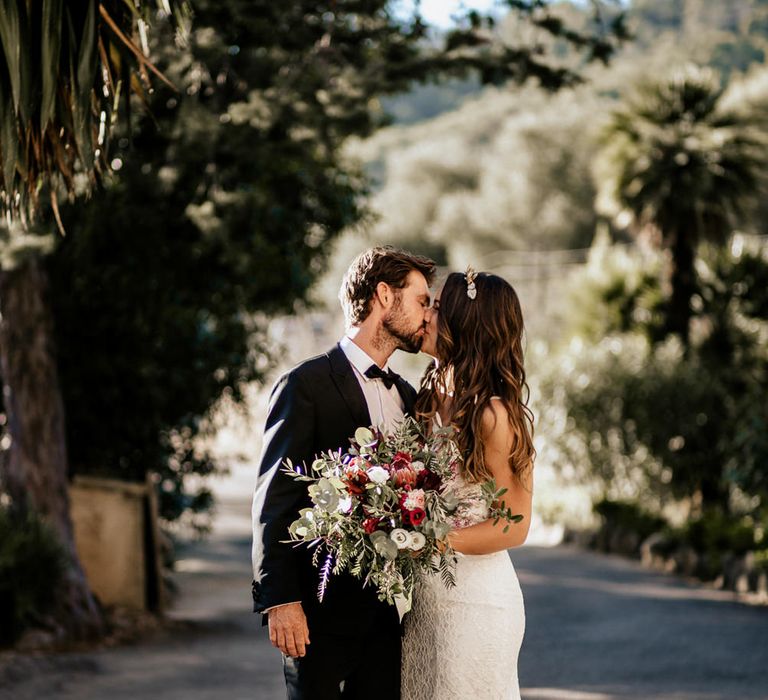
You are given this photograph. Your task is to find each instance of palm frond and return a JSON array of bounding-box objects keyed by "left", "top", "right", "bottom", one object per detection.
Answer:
[{"left": 0, "top": 0, "right": 190, "bottom": 225}]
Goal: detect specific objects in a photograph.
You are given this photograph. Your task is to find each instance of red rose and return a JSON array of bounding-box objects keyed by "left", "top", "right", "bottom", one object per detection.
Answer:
[
  {"left": 409, "top": 508, "right": 426, "bottom": 526},
  {"left": 391, "top": 451, "right": 412, "bottom": 471},
  {"left": 363, "top": 518, "right": 379, "bottom": 534}
]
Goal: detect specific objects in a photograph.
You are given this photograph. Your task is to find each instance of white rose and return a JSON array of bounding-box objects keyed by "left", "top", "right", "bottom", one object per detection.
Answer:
[
  {"left": 408, "top": 532, "right": 426, "bottom": 551},
  {"left": 411, "top": 460, "right": 426, "bottom": 473},
  {"left": 390, "top": 528, "right": 411, "bottom": 549},
  {"left": 367, "top": 466, "right": 390, "bottom": 484}
]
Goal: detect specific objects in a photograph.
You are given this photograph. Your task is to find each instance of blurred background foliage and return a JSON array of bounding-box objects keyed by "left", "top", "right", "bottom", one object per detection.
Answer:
[
  {"left": 0, "top": 0, "right": 628, "bottom": 538},
  {"left": 0, "top": 504, "right": 66, "bottom": 645},
  {"left": 317, "top": 0, "right": 768, "bottom": 566},
  {"left": 2, "top": 0, "right": 768, "bottom": 583}
]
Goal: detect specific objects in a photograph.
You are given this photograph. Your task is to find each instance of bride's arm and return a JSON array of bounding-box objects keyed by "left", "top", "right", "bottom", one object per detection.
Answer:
[{"left": 446, "top": 402, "right": 533, "bottom": 555}]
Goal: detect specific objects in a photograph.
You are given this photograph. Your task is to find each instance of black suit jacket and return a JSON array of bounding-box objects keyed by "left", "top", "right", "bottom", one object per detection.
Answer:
[{"left": 251, "top": 344, "right": 416, "bottom": 637}]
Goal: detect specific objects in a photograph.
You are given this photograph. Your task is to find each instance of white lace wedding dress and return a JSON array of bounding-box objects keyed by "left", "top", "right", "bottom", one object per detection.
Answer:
[{"left": 401, "top": 417, "right": 526, "bottom": 699}]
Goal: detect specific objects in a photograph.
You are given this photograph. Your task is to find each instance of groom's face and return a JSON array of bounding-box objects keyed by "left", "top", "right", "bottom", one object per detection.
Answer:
[{"left": 382, "top": 270, "right": 431, "bottom": 353}]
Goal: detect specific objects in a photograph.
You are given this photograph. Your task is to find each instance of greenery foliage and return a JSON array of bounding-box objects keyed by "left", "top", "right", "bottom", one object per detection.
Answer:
[
  {"left": 595, "top": 64, "right": 768, "bottom": 344},
  {"left": 343, "top": 84, "right": 604, "bottom": 275},
  {"left": 0, "top": 505, "right": 66, "bottom": 645},
  {"left": 541, "top": 243, "right": 768, "bottom": 525},
  {"left": 593, "top": 498, "right": 666, "bottom": 553},
  {"left": 564, "top": 233, "right": 665, "bottom": 342},
  {"left": 28, "top": 0, "right": 627, "bottom": 525}
]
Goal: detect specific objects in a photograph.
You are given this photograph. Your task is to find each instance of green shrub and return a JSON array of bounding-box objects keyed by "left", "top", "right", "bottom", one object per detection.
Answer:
[
  {"left": 565, "top": 240, "right": 665, "bottom": 344},
  {"left": 681, "top": 511, "right": 761, "bottom": 556},
  {"left": 594, "top": 498, "right": 667, "bottom": 541},
  {"left": 539, "top": 244, "right": 768, "bottom": 525},
  {"left": 0, "top": 505, "right": 66, "bottom": 645},
  {"left": 652, "top": 512, "right": 765, "bottom": 580},
  {"left": 754, "top": 549, "right": 768, "bottom": 575}
]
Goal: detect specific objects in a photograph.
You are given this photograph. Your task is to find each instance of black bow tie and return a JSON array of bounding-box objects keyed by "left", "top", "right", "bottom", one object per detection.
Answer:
[{"left": 364, "top": 364, "right": 400, "bottom": 389}]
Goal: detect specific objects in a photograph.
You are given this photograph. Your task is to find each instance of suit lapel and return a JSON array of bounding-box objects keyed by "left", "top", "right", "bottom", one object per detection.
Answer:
[
  {"left": 395, "top": 376, "right": 417, "bottom": 417},
  {"left": 327, "top": 345, "right": 372, "bottom": 429}
]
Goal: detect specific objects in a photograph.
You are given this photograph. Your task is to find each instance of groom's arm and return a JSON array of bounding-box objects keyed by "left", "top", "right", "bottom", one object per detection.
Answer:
[{"left": 251, "top": 368, "right": 315, "bottom": 613}]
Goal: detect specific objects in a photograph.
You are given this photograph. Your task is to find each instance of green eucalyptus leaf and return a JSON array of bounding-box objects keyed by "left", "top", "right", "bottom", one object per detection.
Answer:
[
  {"left": 308, "top": 478, "right": 340, "bottom": 512},
  {"left": 373, "top": 536, "right": 398, "bottom": 561},
  {"left": 354, "top": 427, "right": 374, "bottom": 446},
  {"left": 311, "top": 458, "right": 326, "bottom": 472}
]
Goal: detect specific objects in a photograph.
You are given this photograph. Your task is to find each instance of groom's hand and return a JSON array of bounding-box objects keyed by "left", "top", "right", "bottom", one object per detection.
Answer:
[{"left": 268, "top": 602, "right": 310, "bottom": 658}]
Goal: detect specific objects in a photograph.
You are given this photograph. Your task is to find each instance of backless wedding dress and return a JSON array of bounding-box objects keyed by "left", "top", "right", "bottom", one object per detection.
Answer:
[{"left": 401, "top": 413, "right": 526, "bottom": 699}]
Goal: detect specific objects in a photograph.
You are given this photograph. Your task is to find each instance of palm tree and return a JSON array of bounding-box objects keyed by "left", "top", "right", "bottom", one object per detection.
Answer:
[
  {"left": 595, "top": 65, "right": 768, "bottom": 346},
  {"left": 0, "top": 0, "right": 187, "bottom": 640}
]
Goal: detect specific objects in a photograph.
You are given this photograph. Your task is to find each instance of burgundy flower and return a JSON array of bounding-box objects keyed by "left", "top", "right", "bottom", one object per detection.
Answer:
[
  {"left": 391, "top": 451, "right": 413, "bottom": 471},
  {"left": 409, "top": 508, "right": 426, "bottom": 526},
  {"left": 363, "top": 518, "right": 379, "bottom": 534},
  {"left": 417, "top": 468, "right": 442, "bottom": 491}
]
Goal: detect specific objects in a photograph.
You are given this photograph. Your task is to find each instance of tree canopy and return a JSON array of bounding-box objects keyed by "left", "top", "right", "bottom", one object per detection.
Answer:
[{"left": 25, "top": 0, "right": 629, "bottom": 526}]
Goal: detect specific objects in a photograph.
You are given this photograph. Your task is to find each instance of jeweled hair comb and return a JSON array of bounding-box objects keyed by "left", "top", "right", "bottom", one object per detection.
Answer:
[{"left": 464, "top": 266, "right": 477, "bottom": 300}]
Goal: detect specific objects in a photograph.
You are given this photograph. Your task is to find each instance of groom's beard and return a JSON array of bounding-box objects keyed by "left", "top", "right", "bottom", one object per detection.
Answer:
[{"left": 383, "top": 307, "right": 424, "bottom": 354}]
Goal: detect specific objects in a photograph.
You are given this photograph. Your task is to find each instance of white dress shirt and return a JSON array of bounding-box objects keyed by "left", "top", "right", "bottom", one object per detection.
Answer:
[{"left": 339, "top": 335, "right": 405, "bottom": 435}]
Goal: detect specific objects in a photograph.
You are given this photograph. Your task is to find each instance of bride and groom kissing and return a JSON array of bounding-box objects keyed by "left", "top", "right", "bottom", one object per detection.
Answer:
[{"left": 251, "top": 246, "right": 535, "bottom": 699}]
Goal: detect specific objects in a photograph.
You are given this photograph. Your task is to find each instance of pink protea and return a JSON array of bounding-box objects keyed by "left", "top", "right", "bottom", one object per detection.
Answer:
[{"left": 392, "top": 466, "right": 417, "bottom": 488}]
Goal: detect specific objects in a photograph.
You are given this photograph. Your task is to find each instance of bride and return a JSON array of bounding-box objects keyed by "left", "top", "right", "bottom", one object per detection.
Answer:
[{"left": 401, "top": 269, "right": 535, "bottom": 700}]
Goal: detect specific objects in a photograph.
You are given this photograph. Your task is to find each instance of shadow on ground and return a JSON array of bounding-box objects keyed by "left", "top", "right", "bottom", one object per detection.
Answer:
[{"left": 1, "top": 501, "right": 767, "bottom": 700}]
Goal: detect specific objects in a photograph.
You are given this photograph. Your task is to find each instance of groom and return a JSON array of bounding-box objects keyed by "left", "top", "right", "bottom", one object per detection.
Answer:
[{"left": 251, "top": 246, "right": 436, "bottom": 699}]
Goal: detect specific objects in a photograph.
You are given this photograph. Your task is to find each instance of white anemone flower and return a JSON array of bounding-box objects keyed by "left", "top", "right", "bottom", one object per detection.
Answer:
[
  {"left": 390, "top": 528, "right": 411, "bottom": 549},
  {"left": 408, "top": 532, "right": 426, "bottom": 551}
]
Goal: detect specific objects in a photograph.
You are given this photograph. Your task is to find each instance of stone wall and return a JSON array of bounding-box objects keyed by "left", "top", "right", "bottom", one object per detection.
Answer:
[{"left": 70, "top": 476, "right": 163, "bottom": 611}]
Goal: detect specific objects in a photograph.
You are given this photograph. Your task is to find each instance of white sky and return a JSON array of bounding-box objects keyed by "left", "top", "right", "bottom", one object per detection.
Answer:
[{"left": 395, "top": 0, "right": 501, "bottom": 28}]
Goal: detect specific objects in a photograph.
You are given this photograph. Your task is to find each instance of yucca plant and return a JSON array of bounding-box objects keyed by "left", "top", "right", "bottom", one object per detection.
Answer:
[
  {"left": 0, "top": 0, "right": 187, "bottom": 641},
  {"left": 0, "top": 0, "right": 189, "bottom": 229},
  {"left": 595, "top": 65, "right": 768, "bottom": 346}
]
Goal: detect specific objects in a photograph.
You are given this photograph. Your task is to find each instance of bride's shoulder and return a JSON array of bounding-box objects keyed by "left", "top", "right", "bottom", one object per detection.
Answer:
[{"left": 481, "top": 397, "right": 513, "bottom": 439}]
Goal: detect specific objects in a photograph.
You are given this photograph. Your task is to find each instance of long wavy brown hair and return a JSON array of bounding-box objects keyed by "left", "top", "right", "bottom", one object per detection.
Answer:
[{"left": 416, "top": 271, "right": 535, "bottom": 483}]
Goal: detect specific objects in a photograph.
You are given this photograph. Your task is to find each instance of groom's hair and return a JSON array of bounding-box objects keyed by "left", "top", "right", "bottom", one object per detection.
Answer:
[{"left": 339, "top": 246, "right": 436, "bottom": 326}]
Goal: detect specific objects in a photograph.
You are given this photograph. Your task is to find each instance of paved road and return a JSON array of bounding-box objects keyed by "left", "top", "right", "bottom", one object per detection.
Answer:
[{"left": 1, "top": 501, "right": 767, "bottom": 700}]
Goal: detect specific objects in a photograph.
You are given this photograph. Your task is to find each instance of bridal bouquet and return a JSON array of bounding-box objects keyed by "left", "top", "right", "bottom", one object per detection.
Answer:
[{"left": 283, "top": 417, "right": 518, "bottom": 617}]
